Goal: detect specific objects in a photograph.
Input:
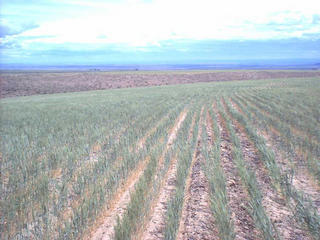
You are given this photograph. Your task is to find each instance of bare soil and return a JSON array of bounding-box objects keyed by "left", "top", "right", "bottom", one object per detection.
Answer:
[{"left": 1, "top": 70, "right": 320, "bottom": 98}]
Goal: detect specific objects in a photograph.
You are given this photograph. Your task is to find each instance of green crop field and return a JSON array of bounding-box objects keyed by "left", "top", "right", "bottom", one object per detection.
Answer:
[{"left": 1, "top": 77, "right": 320, "bottom": 240}]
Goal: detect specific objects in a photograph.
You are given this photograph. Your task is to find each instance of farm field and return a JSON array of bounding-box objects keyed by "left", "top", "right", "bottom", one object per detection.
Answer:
[
  {"left": 1, "top": 76, "right": 320, "bottom": 240},
  {"left": 1, "top": 70, "right": 320, "bottom": 98}
]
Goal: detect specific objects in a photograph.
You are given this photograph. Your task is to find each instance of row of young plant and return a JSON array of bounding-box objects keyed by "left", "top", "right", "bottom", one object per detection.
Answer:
[
  {"left": 163, "top": 105, "right": 203, "bottom": 240},
  {"left": 1, "top": 101, "right": 127, "bottom": 239},
  {"left": 249, "top": 80, "right": 320, "bottom": 124},
  {"left": 58, "top": 102, "right": 190, "bottom": 239},
  {"left": 242, "top": 91, "right": 320, "bottom": 143},
  {"left": 249, "top": 88, "right": 319, "bottom": 124},
  {"left": 224, "top": 97, "right": 320, "bottom": 239},
  {"left": 0, "top": 94, "right": 185, "bottom": 239},
  {"left": 2, "top": 93, "right": 158, "bottom": 193},
  {"left": 232, "top": 94, "right": 320, "bottom": 184},
  {"left": 113, "top": 132, "right": 170, "bottom": 240},
  {"left": 234, "top": 91, "right": 318, "bottom": 162},
  {"left": 1, "top": 77, "right": 318, "bottom": 239},
  {"left": 244, "top": 91, "right": 320, "bottom": 177},
  {"left": 58, "top": 100, "right": 181, "bottom": 209},
  {"left": 0, "top": 83, "right": 224, "bottom": 239},
  {"left": 114, "top": 103, "right": 197, "bottom": 240},
  {"left": 64, "top": 100, "right": 185, "bottom": 211},
  {"left": 217, "top": 100, "right": 279, "bottom": 239},
  {"left": 201, "top": 104, "right": 235, "bottom": 240}
]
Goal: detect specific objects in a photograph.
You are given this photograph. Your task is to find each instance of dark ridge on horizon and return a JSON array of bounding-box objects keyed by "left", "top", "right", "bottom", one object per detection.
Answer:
[{"left": 1, "top": 61, "right": 320, "bottom": 71}]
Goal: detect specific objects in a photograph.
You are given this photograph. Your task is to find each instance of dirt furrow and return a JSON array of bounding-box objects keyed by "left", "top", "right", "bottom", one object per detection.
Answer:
[
  {"left": 188, "top": 112, "right": 197, "bottom": 142},
  {"left": 89, "top": 109, "right": 188, "bottom": 240},
  {"left": 136, "top": 113, "right": 171, "bottom": 151},
  {"left": 259, "top": 129, "right": 320, "bottom": 216},
  {"left": 140, "top": 156, "right": 178, "bottom": 240},
  {"left": 89, "top": 156, "right": 150, "bottom": 240},
  {"left": 176, "top": 107, "right": 218, "bottom": 240},
  {"left": 228, "top": 98, "right": 243, "bottom": 115},
  {"left": 137, "top": 108, "right": 187, "bottom": 152},
  {"left": 134, "top": 108, "right": 188, "bottom": 239},
  {"left": 216, "top": 111, "right": 260, "bottom": 240},
  {"left": 140, "top": 111, "right": 195, "bottom": 240},
  {"left": 167, "top": 110, "right": 188, "bottom": 147},
  {"left": 230, "top": 99, "right": 320, "bottom": 216},
  {"left": 237, "top": 95, "right": 319, "bottom": 145},
  {"left": 206, "top": 110, "right": 215, "bottom": 144},
  {"left": 157, "top": 110, "right": 188, "bottom": 169},
  {"left": 228, "top": 109, "right": 312, "bottom": 240}
]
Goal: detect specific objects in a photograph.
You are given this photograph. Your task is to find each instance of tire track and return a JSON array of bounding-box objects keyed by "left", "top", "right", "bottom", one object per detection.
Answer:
[{"left": 176, "top": 107, "right": 218, "bottom": 240}]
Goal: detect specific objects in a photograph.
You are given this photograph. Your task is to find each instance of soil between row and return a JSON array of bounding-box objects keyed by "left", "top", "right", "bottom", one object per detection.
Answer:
[{"left": 86, "top": 100, "right": 319, "bottom": 240}]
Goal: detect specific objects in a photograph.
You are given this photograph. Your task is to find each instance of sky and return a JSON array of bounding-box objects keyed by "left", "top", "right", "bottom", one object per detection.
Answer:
[{"left": 0, "top": 0, "right": 320, "bottom": 65}]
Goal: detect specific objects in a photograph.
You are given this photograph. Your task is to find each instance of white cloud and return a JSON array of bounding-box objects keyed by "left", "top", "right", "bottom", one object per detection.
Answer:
[{"left": 5, "top": 0, "right": 320, "bottom": 47}]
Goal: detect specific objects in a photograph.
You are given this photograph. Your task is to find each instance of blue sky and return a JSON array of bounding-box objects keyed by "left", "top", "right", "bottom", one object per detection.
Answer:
[{"left": 1, "top": 0, "right": 320, "bottom": 65}]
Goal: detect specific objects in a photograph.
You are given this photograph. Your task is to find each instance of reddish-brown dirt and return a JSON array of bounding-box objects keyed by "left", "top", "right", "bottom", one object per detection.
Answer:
[
  {"left": 176, "top": 107, "right": 219, "bottom": 240},
  {"left": 216, "top": 110, "right": 260, "bottom": 240},
  {"left": 227, "top": 103, "right": 312, "bottom": 240},
  {"left": 1, "top": 70, "right": 320, "bottom": 98}
]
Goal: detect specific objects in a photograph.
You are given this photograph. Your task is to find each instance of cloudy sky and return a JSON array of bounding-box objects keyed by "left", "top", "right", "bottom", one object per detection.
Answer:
[{"left": 1, "top": 0, "right": 320, "bottom": 65}]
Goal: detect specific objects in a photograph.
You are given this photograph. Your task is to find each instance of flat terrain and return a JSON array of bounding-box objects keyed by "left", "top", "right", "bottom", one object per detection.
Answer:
[
  {"left": 1, "top": 75, "right": 320, "bottom": 240},
  {"left": 1, "top": 70, "right": 320, "bottom": 98}
]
